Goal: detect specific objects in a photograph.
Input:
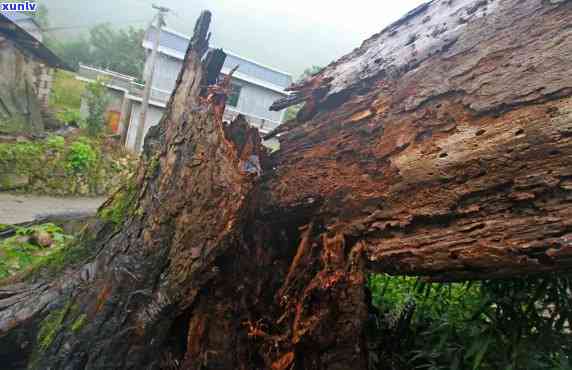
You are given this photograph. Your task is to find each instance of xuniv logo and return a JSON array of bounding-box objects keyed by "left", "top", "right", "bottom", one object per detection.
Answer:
[{"left": 1, "top": 1, "right": 37, "bottom": 12}]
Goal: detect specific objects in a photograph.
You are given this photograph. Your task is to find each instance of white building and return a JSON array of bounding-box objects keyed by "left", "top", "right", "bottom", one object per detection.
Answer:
[{"left": 77, "top": 26, "right": 293, "bottom": 152}]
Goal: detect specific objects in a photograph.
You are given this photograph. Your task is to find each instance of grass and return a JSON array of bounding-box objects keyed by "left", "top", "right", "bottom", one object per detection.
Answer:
[
  {"left": 98, "top": 179, "right": 138, "bottom": 227},
  {"left": 0, "top": 223, "right": 74, "bottom": 280},
  {"left": 49, "top": 70, "right": 85, "bottom": 112}
]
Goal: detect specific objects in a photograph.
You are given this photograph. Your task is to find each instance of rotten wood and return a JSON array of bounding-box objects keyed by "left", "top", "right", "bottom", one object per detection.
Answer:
[{"left": 265, "top": 0, "right": 572, "bottom": 281}]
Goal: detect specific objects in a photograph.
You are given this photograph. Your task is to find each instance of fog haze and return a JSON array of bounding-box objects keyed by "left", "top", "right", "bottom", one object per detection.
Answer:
[{"left": 43, "top": 0, "right": 426, "bottom": 76}]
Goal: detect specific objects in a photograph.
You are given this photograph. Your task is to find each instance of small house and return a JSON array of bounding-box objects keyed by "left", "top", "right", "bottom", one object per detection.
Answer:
[
  {"left": 125, "top": 26, "right": 293, "bottom": 152},
  {"left": 0, "top": 12, "right": 71, "bottom": 134}
]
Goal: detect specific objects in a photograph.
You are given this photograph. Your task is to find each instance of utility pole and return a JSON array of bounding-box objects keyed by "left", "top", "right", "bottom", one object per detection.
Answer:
[{"left": 134, "top": 4, "right": 170, "bottom": 152}]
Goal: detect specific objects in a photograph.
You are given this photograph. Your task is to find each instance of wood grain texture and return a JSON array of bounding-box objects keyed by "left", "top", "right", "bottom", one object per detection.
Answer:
[{"left": 265, "top": 0, "right": 572, "bottom": 281}]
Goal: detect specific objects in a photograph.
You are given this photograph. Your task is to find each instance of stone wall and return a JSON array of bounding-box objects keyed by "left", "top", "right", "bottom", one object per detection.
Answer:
[
  {"left": 0, "top": 135, "right": 137, "bottom": 196},
  {"left": 33, "top": 64, "right": 53, "bottom": 108},
  {"left": 0, "top": 36, "right": 51, "bottom": 133}
]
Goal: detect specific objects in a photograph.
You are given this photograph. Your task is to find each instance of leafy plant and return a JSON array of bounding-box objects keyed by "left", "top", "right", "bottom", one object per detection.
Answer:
[
  {"left": 84, "top": 77, "right": 110, "bottom": 137},
  {"left": 56, "top": 108, "right": 83, "bottom": 127},
  {"left": 0, "top": 223, "right": 74, "bottom": 280},
  {"left": 66, "top": 141, "right": 97, "bottom": 172},
  {"left": 49, "top": 70, "right": 85, "bottom": 112},
  {"left": 368, "top": 274, "right": 572, "bottom": 370},
  {"left": 45, "top": 135, "right": 66, "bottom": 151}
]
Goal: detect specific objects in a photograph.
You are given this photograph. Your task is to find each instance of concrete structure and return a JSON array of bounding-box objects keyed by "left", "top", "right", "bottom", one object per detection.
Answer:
[
  {"left": 0, "top": 11, "right": 56, "bottom": 106},
  {"left": 0, "top": 12, "right": 42, "bottom": 41},
  {"left": 126, "top": 26, "right": 293, "bottom": 152},
  {"left": 77, "top": 26, "right": 292, "bottom": 152},
  {"left": 76, "top": 64, "right": 139, "bottom": 138},
  {"left": 0, "top": 12, "right": 70, "bottom": 133},
  {"left": 76, "top": 64, "right": 168, "bottom": 145}
]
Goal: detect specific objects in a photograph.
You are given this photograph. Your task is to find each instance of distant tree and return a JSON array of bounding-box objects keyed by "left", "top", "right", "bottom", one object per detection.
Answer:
[
  {"left": 284, "top": 65, "right": 323, "bottom": 121},
  {"left": 89, "top": 24, "right": 145, "bottom": 78},
  {"left": 51, "top": 24, "right": 145, "bottom": 78},
  {"left": 50, "top": 38, "right": 92, "bottom": 70},
  {"left": 84, "top": 77, "right": 110, "bottom": 136}
]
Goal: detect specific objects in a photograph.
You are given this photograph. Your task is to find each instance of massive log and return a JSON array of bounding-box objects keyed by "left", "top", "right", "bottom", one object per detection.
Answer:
[{"left": 0, "top": 0, "right": 571, "bottom": 369}]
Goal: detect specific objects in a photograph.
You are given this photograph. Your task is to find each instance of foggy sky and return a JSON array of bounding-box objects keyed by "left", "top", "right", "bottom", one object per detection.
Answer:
[{"left": 44, "top": 0, "right": 427, "bottom": 77}]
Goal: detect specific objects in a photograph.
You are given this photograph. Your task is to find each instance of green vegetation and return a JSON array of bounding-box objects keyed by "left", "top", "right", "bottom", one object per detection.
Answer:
[
  {"left": 37, "top": 304, "right": 68, "bottom": 350},
  {"left": 84, "top": 78, "right": 110, "bottom": 136},
  {"left": 0, "top": 115, "right": 29, "bottom": 135},
  {"left": 0, "top": 135, "right": 136, "bottom": 196},
  {"left": 56, "top": 108, "right": 83, "bottom": 127},
  {"left": 51, "top": 24, "right": 146, "bottom": 79},
  {"left": 67, "top": 140, "right": 98, "bottom": 172},
  {"left": 49, "top": 70, "right": 86, "bottom": 113},
  {"left": 368, "top": 274, "right": 572, "bottom": 370},
  {"left": 71, "top": 314, "right": 88, "bottom": 332},
  {"left": 42, "top": 0, "right": 144, "bottom": 77},
  {"left": 25, "top": 231, "right": 94, "bottom": 281},
  {"left": 36, "top": 300, "right": 86, "bottom": 355},
  {"left": 49, "top": 70, "right": 86, "bottom": 130},
  {"left": 50, "top": 73, "right": 110, "bottom": 136},
  {"left": 0, "top": 223, "right": 74, "bottom": 280},
  {"left": 98, "top": 180, "right": 138, "bottom": 227}
]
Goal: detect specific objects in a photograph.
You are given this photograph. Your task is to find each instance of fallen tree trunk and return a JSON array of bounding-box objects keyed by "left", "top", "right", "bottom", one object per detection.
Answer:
[{"left": 1, "top": 0, "right": 572, "bottom": 369}]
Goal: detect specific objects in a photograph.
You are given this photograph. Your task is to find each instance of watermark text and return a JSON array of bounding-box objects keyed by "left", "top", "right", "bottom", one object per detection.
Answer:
[{"left": 0, "top": 2, "right": 37, "bottom": 12}]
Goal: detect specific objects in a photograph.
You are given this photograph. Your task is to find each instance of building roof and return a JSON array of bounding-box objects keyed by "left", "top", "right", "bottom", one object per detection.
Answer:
[
  {"left": 144, "top": 26, "right": 293, "bottom": 91},
  {"left": 1, "top": 11, "right": 36, "bottom": 23},
  {"left": 0, "top": 13, "right": 72, "bottom": 71}
]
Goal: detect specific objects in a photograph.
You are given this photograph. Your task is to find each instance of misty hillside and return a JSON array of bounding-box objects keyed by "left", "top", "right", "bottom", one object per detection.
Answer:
[{"left": 42, "top": 0, "right": 424, "bottom": 77}]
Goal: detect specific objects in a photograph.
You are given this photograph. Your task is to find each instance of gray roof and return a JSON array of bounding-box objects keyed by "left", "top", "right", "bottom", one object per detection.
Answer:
[
  {"left": 0, "top": 11, "right": 39, "bottom": 25},
  {"left": 145, "top": 26, "right": 293, "bottom": 90},
  {"left": 0, "top": 13, "right": 72, "bottom": 71}
]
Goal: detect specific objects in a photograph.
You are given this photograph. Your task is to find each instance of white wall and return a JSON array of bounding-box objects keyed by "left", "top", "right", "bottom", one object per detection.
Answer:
[
  {"left": 233, "top": 81, "right": 284, "bottom": 129},
  {"left": 150, "top": 54, "right": 180, "bottom": 93},
  {"left": 151, "top": 54, "right": 285, "bottom": 126},
  {"left": 125, "top": 101, "right": 165, "bottom": 152}
]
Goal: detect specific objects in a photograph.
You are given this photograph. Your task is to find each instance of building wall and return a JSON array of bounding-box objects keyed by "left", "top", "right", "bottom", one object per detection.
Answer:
[
  {"left": 148, "top": 54, "right": 180, "bottom": 93},
  {"left": 125, "top": 101, "right": 165, "bottom": 152},
  {"left": 35, "top": 64, "right": 53, "bottom": 106},
  {"left": 0, "top": 39, "right": 51, "bottom": 132},
  {"left": 231, "top": 80, "right": 285, "bottom": 130},
  {"left": 0, "top": 38, "right": 52, "bottom": 106},
  {"left": 149, "top": 54, "right": 285, "bottom": 125},
  {"left": 224, "top": 53, "right": 291, "bottom": 88},
  {"left": 80, "top": 88, "right": 125, "bottom": 119}
]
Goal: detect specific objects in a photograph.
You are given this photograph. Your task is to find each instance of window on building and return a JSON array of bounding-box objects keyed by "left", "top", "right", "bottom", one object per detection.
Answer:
[{"left": 227, "top": 83, "right": 242, "bottom": 107}]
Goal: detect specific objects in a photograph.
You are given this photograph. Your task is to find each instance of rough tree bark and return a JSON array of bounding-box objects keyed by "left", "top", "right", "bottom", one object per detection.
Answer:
[{"left": 1, "top": 0, "right": 572, "bottom": 369}]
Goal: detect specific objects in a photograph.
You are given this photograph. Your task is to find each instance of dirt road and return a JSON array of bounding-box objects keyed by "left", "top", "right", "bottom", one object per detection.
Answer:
[{"left": 0, "top": 193, "right": 105, "bottom": 224}]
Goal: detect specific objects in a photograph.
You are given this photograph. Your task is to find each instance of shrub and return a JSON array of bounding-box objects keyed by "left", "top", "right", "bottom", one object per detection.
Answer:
[
  {"left": 368, "top": 274, "right": 572, "bottom": 370},
  {"left": 55, "top": 108, "right": 83, "bottom": 127},
  {"left": 84, "top": 77, "right": 110, "bottom": 137},
  {"left": 45, "top": 135, "right": 65, "bottom": 151},
  {"left": 66, "top": 141, "right": 97, "bottom": 172},
  {"left": 0, "top": 223, "right": 74, "bottom": 280},
  {"left": 49, "top": 70, "right": 85, "bottom": 111}
]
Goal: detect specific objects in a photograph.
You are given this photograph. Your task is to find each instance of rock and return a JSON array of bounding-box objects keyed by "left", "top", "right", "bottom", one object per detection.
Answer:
[
  {"left": 0, "top": 173, "right": 29, "bottom": 190},
  {"left": 31, "top": 230, "right": 53, "bottom": 248},
  {"left": 79, "top": 182, "right": 89, "bottom": 195}
]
